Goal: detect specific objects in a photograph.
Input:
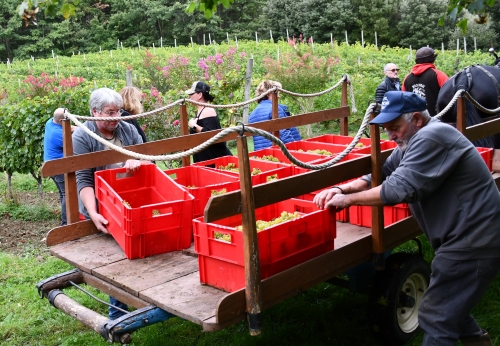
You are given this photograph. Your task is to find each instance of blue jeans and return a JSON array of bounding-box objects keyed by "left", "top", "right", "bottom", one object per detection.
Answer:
[
  {"left": 51, "top": 174, "right": 66, "bottom": 226},
  {"left": 109, "top": 296, "right": 129, "bottom": 320},
  {"left": 419, "top": 255, "right": 500, "bottom": 346}
]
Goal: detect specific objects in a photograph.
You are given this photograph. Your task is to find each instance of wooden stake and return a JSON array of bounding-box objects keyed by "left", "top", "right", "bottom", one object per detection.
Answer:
[
  {"left": 345, "top": 31, "right": 348, "bottom": 45},
  {"left": 255, "top": 32, "right": 258, "bottom": 44},
  {"left": 456, "top": 96, "right": 466, "bottom": 134},
  {"left": 270, "top": 30, "right": 273, "bottom": 42},
  {"left": 138, "top": 40, "right": 141, "bottom": 50},
  {"left": 153, "top": 43, "right": 156, "bottom": 54},
  {"left": 375, "top": 31, "right": 377, "bottom": 48},
  {"left": 191, "top": 37, "right": 194, "bottom": 48},
  {"left": 236, "top": 135, "right": 262, "bottom": 336},
  {"left": 340, "top": 81, "right": 348, "bottom": 136},
  {"left": 286, "top": 28, "right": 289, "bottom": 41},
  {"left": 180, "top": 104, "right": 190, "bottom": 167},
  {"left": 271, "top": 92, "right": 280, "bottom": 140},
  {"left": 242, "top": 58, "right": 254, "bottom": 124},
  {"left": 62, "top": 118, "right": 80, "bottom": 224},
  {"left": 160, "top": 37, "right": 163, "bottom": 48},
  {"left": 361, "top": 30, "right": 364, "bottom": 48},
  {"left": 463, "top": 37, "right": 467, "bottom": 55},
  {"left": 227, "top": 32, "right": 229, "bottom": 44},
  {"left": 209, "top": 33, "right": 212, "bottom": 45},
  {"left": 369, "top": 113, "right": 384, "bottom": 270}
]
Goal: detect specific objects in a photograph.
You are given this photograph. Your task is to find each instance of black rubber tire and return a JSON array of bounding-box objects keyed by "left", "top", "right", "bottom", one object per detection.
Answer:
[{"left": 367, "top": 253, "right": 431, "bottom": 346}]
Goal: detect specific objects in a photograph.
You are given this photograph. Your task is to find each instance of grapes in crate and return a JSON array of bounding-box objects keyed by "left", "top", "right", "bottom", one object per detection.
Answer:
[
  {"left": 211, "top": 188, "right": 227, "bottom": 196},
  {"left": 235, "top": 211, "right": 301, "bottom": 232},
  {"left": 218, "top": 163, "right": 239, "bottom": 173}
]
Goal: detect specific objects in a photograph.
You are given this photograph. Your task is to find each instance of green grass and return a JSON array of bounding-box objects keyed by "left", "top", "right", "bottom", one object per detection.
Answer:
[{"left": 1, "top": 246, "right": 499, "bottom": 346}]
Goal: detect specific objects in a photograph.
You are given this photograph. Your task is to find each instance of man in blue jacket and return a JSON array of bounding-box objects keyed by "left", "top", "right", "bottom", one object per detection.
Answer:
[
  {"left": 43, "top": 108, "right": 76, "bottom": 226},
  {"left": 248, "top": 80, "right": 301, "bottom": 151},
  {"left": 314, "top": 91, "right": 500, "bottom": 345}
]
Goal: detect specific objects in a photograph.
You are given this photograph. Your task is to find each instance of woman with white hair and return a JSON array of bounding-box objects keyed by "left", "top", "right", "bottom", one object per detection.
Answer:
[{"left": 248, "top": 80, "right": 301, "bottom": 151}]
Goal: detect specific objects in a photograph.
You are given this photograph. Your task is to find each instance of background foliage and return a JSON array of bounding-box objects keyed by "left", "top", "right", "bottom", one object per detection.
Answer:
[{"left": 3, "top": 0, "right": 500, "bottom": 63}]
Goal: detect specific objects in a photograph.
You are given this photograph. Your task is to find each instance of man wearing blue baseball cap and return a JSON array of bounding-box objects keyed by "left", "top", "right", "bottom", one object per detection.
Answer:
[{"left": 314, "top": 91, "right": 500, "bottom": 345}]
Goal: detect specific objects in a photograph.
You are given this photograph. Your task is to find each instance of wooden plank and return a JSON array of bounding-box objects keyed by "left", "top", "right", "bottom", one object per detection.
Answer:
[
  {"left": 46, "top": 220, "right": 99, "bottom": 246},
  {"left": 41, "top": 107, "right": 350, "bottom": 177},
  {"left": 92, "top": 251, "right": 199, "bottom": 296},
  {"left": 140, "top": 272, "right": 227, "bottom": 325},
  {"left": 457, "top": 96, "right": 466, "bottom": 134},
  {"left": 205, "top": 150, "right": 393, "bottom": 223},
  {"left": 50, "top": 234, "right": 126, "bottom": 273},
  {"left": 271, "top": 92, "right": 280, "bottom": 139},
  {"left": 467, "top": 118, "right": 500, "bottom": 144}
]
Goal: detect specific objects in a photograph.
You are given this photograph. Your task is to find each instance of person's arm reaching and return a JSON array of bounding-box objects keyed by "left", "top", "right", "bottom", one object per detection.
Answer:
[{"left": 313, "top": 179, "right": 381, "bottom": 209}]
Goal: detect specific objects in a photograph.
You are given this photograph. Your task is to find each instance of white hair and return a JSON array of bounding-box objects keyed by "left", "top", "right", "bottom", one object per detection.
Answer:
[{"left": 401, "top": 110, "right": 431, "bottom": 122}]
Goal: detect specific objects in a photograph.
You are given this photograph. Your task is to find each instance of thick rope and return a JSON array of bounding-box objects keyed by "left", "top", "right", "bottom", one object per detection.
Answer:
[
  {"left": 66, "top": 76, "right": 351, "bottom": 122},
  {"left": 65, "top": 103, "right": 373, "bottom": 169}
]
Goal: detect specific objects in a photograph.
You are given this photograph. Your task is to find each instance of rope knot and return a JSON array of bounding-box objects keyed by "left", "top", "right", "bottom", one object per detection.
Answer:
[{"left": 236, "top": 121, "right": 245, "bottom": 136}]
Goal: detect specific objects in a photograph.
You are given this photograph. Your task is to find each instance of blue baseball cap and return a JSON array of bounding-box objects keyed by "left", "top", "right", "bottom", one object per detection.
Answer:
[{"left": 370, "top": 91, "right": 427, "bottom": 125}]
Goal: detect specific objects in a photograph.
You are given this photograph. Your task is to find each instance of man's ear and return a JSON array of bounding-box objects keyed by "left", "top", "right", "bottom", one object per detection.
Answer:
[{"left": 413, "top": 112, "right": 425, "bottom": 127}]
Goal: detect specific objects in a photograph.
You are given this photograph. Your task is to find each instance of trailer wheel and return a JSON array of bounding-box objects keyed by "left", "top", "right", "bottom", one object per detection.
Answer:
[{"left": 367, "top": 253, "right": 430, "bottom": 345}]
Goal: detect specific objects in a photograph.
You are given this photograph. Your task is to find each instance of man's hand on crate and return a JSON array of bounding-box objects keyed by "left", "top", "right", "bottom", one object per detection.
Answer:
[
  {"left": 90, "top": 213, "right": 110, "bottom": 234},
  {"left": 314, "top": 187, "right": 346, "bottom": 210},
  {"left": 123, "top": 159, "right": 142, "bottom": 174},
  {"left": 314, "top": 180, "right": 383, "bottom": 211}
]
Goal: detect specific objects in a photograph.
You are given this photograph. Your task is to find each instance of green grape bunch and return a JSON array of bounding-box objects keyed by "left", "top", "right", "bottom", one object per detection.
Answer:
[{"left": 235, "top": 211, "right": 301, "bottom": 232}]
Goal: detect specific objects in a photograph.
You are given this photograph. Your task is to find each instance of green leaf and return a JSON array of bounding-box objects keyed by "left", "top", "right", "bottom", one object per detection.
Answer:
[
  {"left": 186, "top": 1, "right": 196, "bottom": 13},
  {"left": 457, "top": 18, "right": 468, "bottom": 34},
  {"left": 16, "top": 1, "right": 30, "bottom": 16}
]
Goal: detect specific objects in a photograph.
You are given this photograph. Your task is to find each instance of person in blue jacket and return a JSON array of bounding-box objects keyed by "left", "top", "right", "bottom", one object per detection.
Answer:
[{"left": 248, "top": 80, "right": 301, "bottom": 151}]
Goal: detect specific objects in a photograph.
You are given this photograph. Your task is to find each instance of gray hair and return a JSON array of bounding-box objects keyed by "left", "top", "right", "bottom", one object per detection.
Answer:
[
  {"left": 401, "top": 109, "right": 431, "bottom": 122},
  {"left": 384, "top": 63, "right": 397, "bottom": 71},
  {"left": 89, "top": 88, "right": 123, "bottom": 116}
]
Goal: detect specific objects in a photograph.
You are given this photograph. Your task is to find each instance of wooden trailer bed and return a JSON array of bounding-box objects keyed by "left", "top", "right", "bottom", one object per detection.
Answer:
[{"left": 47, "top": 214, "right": 422, "bottom": 332}]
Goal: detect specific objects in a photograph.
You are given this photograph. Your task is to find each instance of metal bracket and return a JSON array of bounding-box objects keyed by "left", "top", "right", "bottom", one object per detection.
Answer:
[
  {"left": 47, "top": 289, "right": 64, "bottom": 307},
  {"left": 236, "top": 121, "right": 245, "bottom": 136},
  {"left": 103, "top": 305, "right": 173, "bottom": 343},
  {"left": 36, "top": 269, "right": 81, "bottom": 298}
]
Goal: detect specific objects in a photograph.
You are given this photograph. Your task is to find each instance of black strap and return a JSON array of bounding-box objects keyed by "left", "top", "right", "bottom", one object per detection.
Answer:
[
  {"left": 475, "top": 65, "right": 500, "bottom": 107},
  {"left": 196, "top": 107, "right": 206, "bottom": 120}
]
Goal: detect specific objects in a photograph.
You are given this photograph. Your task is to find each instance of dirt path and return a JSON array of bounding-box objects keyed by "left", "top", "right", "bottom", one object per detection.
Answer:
[{"left": 0, "top": 191, "right": 60, "bottom": 254}]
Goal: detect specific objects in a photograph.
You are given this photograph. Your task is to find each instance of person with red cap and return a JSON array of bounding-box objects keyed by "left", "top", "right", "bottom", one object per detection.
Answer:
[
  {"left": 402, "top": 47, "right": 448, "bottom": 116},
  {"left": 314, "top": 91, "right": 500, "bottom": 346}
]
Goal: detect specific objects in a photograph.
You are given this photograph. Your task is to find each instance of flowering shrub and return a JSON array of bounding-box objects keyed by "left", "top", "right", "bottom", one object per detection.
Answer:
[
  {"left": 140, "top": 88, "right": 181, "bottom": 142},
  {"left": 18, "top": 73, "right": 85, "bottom": 99},
  {"left": 196, "top": 47, "right": 247, "bottom": 126}
]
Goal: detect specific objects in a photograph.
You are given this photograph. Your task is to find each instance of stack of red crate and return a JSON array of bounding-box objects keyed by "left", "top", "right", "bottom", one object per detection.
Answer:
[
  {"left": 193, "top": 198, "right": 336, "bottom": 292},
  {"left": 95, "top": 164, "right": 194, "bottom": 259}
]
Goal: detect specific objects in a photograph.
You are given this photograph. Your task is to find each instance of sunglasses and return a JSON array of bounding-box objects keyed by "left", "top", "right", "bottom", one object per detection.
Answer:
[{"left": 388, "top": 68, "right": 400, "bottom": 72}]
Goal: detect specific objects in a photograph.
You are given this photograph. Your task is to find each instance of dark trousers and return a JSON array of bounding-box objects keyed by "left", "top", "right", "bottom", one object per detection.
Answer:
[
  {"left": 109, "top": 296, "right": 129, "bottom": 320},
  {"left": 51, "top": 174, "right": 66, "bottom": 226},
  {"left": 419, "top": 255, "right": 500, "bottom": 345}
]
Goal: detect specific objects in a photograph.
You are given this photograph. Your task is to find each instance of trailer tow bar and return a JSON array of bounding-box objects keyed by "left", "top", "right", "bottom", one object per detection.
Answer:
[{"left": 36, "top": 269, "right": 173, "bottom": 344}]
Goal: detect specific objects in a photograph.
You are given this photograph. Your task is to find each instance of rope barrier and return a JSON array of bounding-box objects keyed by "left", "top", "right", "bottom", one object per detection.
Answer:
[
  {"left": 65, "top": 101, "right": 373, "bottom": 169},
  {"left": 65, "top": 75, "right": 353, "bottom": 122}
]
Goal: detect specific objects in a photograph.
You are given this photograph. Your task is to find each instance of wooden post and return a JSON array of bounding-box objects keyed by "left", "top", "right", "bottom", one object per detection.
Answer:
[
  {"left": 126, "top": 70, "right": 133, "bottom": 86},
  {"left": 236, "top": 135, "right": 262, "bottom": 336},
  {"left": 242, "top": 58, "right": 254, "bottom": 124},
  {"left": 369, "top": 113, "right": 385, "bottom": 270},
  {"left": 271, "top": 92, "right": 280, "bottom": 140},
  {"left": 456, "top": 96, "right": 466, "bottom": 135},
  {"left": 62, "top": 119, "right": 79, "bottom": 224},
  {"left": 340, "top": 80, "right": 349, "bottom": 136},
  {"left": 180, "top": 104, "right": 190, "bottom": 167}
]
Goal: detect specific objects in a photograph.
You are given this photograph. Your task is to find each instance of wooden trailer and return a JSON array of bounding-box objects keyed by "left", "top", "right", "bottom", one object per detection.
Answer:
[{"left": 36, "top": 88, "right": 500, "bottom": 345}]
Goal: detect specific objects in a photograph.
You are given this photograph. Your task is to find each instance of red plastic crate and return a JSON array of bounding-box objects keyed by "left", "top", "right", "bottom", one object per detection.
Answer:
[
  {"left": 354, "top": 141, "right": 398, "bottom": 154},
  {"left": 192, "top": 156, "right": 293, "bottom": 185},
  {"left": 477, "top": 147, "right": 493, "bottom": 172},
  {"left": 193, "top": 198, "right": 337, "bottom": 292},
  {"left": 95, "top": 164, "right": 194, "bottom": 259},
  {"left": 292, "top": 153, "right": 368, "bottom": 175},
  {"left": 279, "top": 140, "right": 351, "bottom": 155},
  {"left": 164, "top": 166, "right": 240, "bottom": 217},
  {"left": 349, "top": 203, "right": 411, "bottom": 228},
  {"left": 304, "top": 134, "right": 375, "bottom": 150},
  {"left": 249, "top": 148, "right": 327, "bottom": 164}
]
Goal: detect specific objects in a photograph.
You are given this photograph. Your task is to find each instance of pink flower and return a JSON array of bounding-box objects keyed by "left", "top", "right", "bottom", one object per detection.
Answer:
[
  {"left": 173, "top": 120, "right": 180, "bottom": 126},
  {"left": 215, "top": 58, "right": 223, "bottom": 65}
]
